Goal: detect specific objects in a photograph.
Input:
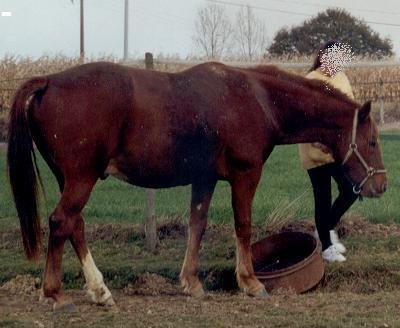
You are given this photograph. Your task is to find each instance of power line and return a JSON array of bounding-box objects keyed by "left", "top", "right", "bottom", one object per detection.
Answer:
[
  {"left": 364, "top": 21, "right": 400, "bottom": 28},
  {"left": 134, "top": 5, "right": 194, "bottom": 24},
  {"left": 205, "top": 0, "right": 311, "bottom": 17},
  {"left": 101, "top": 3, "right": 122, "bottom": 15},
  {"left": 205, "top": 0, "right": 400, "bottom": 28},
  {"left": 133, "top": 7, "right": 192, "bottom": 28},
  {"left": 263, "top": 0, "right": 400, "bottom": 16}
]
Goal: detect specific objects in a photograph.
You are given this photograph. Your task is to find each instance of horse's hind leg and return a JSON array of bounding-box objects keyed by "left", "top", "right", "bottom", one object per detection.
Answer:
[
  {"left": 42, "top": 176, "right": 101, "bottom": 310},
  {"left": 180, "top": 178, "right": 216, "bottom": 297},
  {"left": 69, "top": 214, "right": 114, "bottom": 306},
  {"left": 231, "top": 169, "right": 267, "bottom": 298}
]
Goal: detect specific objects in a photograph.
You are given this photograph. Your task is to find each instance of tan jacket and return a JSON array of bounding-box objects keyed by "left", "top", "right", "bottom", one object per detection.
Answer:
[{"left": 298, "top": 69, "right": 355, "bottom": 170}]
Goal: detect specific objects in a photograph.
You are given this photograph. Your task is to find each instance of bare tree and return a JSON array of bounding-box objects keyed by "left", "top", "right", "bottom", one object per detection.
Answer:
[
  {"left": 193, "top": 4, "right": 233, "bottom": 60},
  {"left": 235, "top": 5, "right": 268, "bottom": 61}
]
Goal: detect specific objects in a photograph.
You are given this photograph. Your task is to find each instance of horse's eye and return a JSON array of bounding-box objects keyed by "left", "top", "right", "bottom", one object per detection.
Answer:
[{"left": 370, "top": 140, "right": 376, "bottom": 147}]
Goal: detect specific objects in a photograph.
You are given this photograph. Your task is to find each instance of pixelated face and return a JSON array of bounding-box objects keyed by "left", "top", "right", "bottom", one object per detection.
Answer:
[{"left": 320, "top": 43, "right": 354, "bottom": 76}]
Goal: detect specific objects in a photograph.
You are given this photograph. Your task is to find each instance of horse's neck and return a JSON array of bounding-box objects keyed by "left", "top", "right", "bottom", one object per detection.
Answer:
[{"left": 276, "top": 92, "right": 355, "bottom": 146}]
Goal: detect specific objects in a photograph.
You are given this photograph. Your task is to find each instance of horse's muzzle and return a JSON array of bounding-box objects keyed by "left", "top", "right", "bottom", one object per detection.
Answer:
[{"left": 361, "top": 177, "right": 387, "bottom": 198}]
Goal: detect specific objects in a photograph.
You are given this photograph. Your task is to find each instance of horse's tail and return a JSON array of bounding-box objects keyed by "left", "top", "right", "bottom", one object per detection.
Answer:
[{"left": 7, "top": 77, "right": 48, "bottom": 261}]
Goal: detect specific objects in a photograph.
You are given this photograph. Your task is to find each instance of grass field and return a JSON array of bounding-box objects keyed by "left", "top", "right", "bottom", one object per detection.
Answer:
[
  {"left": 1, "top": 131, "right": 399, "bottom": 230},
  {"left": 0, "top": 132, "right": 399, "bottom": 327}
]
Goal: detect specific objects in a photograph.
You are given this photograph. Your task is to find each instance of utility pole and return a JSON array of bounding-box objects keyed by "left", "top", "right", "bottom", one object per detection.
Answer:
[
  {"left": 123, "top": 0, "right": 129, "bottom": 61},
  {"left": 80, "top": 0, "right": 84, "bottom": 59},
  {"left": 145, "top": 53, "right": 158, "bottom": 253}
]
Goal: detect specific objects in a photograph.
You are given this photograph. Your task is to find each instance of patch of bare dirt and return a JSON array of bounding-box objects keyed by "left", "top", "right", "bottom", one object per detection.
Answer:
[
  {"left": 0, "top": 274, "right": 41, "bottom": 295},
  {"left": 85, "top": 223, "right": 143, "bottom": 242},
  {"left": 157, "top": 217, "right": 186, "bottom": 239},
  {"left": 123, "top": 273, "right": 179, "bottom": 296},
  {"left": 337, "top": 216, "right": 400, "bottom": 238},
  {"left": 77, "top": 217, "right": 186, "bottom": 243},
  {"left": 275, "top": 220, "right": 315, "bottom": 234}
]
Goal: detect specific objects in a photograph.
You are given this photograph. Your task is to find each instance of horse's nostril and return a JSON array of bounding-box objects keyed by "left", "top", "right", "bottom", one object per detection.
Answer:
[{"left": 382, "top": 182, "right": 387, "bottom": 193}]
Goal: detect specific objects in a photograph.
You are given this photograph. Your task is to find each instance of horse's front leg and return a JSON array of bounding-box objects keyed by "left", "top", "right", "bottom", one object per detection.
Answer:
[
  {"left": 180, "top": 178, "right": 217, "bottom": 297},
  {"left": 231, "top": 168, "right": 267, "bottom": 298}
]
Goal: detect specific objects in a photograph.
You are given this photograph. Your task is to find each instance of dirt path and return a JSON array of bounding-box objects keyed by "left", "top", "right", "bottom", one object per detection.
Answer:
[{"left": 1, "top": 289, "right": 399, "bottom": 328}]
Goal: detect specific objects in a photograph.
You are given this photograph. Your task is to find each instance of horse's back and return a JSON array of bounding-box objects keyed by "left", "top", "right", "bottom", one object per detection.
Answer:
[{"left": 29, "top": 61, "right": 272, "bottom": 186}]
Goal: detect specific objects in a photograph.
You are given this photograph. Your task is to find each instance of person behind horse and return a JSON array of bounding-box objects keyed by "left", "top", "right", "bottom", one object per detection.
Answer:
[{"left": 299, "top": 40, "right": 358, "bottom": 262}]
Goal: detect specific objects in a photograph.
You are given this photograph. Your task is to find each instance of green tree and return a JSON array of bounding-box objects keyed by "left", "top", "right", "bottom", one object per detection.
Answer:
[{"left": 268, "top": 8, "right": 393, "bottom": 58}]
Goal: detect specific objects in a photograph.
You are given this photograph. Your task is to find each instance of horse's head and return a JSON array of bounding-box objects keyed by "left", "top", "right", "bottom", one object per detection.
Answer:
[{"left": 333, "top": 101, "right": 387, "bottom": 198}]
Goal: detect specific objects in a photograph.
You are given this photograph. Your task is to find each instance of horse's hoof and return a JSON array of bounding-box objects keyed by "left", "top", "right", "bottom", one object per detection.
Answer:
[
  {"left": 183, "top": 285, "right": 205, "bottom": 298},
  {"left": 253, "top": 287, "right": 269, "bottom": 299},
  {"left": 38, "top": 291, "right": 52, "bottom": 305},
  {"left": 86, "top": 288, "right": 115, "bottom": 306},
  {"left": 101, "top": 297, "right": 119, "bottom": 313},
  {"left": 103, "top": 296, "right": 116, "bottom": 307},
  {"left": 53, "top": 302, "right": 78, "bottom": 313},
  {"left": 191, "top": 287, "right": 205, "bottom": 298}
]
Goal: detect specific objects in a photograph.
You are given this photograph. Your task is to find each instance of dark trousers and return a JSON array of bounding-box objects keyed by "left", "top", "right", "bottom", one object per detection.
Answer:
[{"left": 307, "top": 163, "right": 358, "bottom": 251}]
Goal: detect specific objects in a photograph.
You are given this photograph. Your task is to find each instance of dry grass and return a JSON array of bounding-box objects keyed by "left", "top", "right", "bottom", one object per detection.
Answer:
[
  {"left": 347, "top": 67, "right": 400, "bottom": 102},
  {"left": 264, "top": 188, "right": 311, "bottom": 232},
  {"left": 0, "top": 55, "right": 118, "bottom": 115}
]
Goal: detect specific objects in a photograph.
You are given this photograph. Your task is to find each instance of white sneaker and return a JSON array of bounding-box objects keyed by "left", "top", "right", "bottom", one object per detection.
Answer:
[
  {"left": 314, "top": 229, "right": 346, "bottom": 254},
  {"left": 329, "top": 230, "right": 346, "bottom": 254},
  {"left": 322, "top": 245, "right": 346, "bottom": 263}
]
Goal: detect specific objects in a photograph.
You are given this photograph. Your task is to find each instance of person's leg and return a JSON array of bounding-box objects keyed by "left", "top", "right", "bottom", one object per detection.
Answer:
[
  {"left": 329, "top": 163, "right": 358, "bottom": 231},
  {"left": 307, "top": 164, "right": 333, "bottom": 251}
]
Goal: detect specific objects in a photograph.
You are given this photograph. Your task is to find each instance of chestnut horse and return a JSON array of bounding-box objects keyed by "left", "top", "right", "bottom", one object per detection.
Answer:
[{"left": 8, "top": 62, "right": 386, "bottom": 310}]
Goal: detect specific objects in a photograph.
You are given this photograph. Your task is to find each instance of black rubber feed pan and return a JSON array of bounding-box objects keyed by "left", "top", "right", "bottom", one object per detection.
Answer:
[{"left": 252, "top": 231, "right": 324, "bottom": 293}]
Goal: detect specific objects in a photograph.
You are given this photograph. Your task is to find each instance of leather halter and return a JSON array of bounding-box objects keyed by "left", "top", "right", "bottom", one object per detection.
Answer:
[{"left": 342, "top": 109, "right": 387, "bottom": 194}]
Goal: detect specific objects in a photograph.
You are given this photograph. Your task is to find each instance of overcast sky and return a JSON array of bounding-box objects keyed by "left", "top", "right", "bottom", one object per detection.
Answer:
[{"left": 1, "top": 0, "right": 400, "bottom": 59}]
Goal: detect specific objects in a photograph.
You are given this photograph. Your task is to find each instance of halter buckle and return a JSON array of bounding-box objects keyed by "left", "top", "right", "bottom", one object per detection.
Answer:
[{"left": 353, "top": 185, "right": 362, "bottom": 194}]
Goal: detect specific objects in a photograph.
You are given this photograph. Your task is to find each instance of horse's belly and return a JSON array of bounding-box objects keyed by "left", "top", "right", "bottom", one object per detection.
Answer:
[
  {"left": 103, "top": 157, "right": 207, "bottom": 188},
  {"left": 104, "top": 160, "right": 130, "bottom": 183}
]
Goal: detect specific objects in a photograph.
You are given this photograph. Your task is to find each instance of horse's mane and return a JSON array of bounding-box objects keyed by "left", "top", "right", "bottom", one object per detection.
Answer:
[{"left": 245, "top": 65, "right": 358, "bottom": 108}]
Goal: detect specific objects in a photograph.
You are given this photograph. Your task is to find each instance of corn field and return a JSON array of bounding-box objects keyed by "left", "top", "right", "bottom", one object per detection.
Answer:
[{"left": 0, "top": 55, "right": 399, "bottom": 140}]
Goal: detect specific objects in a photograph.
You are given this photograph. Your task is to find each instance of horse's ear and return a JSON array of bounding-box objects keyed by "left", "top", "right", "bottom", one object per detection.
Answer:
[{"left": 358, "top": 100, "right": 371, "bottom": 121}]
